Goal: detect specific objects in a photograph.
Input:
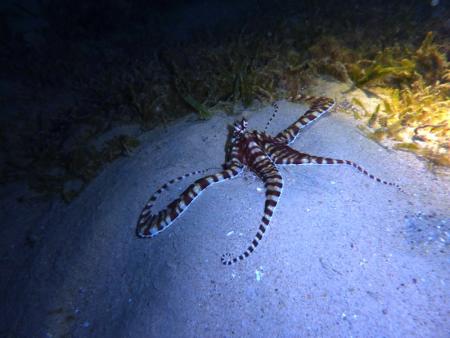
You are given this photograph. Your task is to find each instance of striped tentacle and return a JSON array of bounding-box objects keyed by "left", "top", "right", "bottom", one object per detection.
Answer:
[
  {"left": 226, "top": 119, "right": 247, "bottom": 165},
  {"left": 137, "top": 164, "right": 243, "bottom": 238},
  {"left": 275, "top": 95, "right": 335, "bottom": 144},
  {"left": 264, "top": 101, "right": 279, "bottom": 132},
  {"left": 221, "top": 162, "right": 283, "bottom": 265},
  {"left": 226, "top": 142, "right": 243, "bottom": 168},
  {"left": 138, "top": 168, "right": 215, "bottom": 220},
  {"left": 318, "top": 157, "right": 402, "bottom": 190},
  {"left": 269, "top": 144, "right": 401, "bottom": 190}
]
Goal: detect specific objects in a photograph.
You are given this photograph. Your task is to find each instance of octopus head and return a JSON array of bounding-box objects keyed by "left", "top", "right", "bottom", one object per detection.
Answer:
[{"left": 232, "top": 118, "right": 248, "bottom": 137}]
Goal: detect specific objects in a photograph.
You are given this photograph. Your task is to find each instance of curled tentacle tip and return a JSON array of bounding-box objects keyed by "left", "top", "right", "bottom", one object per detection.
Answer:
[{"left": 221, "top": 253, "right": 233, "bottom": 265}]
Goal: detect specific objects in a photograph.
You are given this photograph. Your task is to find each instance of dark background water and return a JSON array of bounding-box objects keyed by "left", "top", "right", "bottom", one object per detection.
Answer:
[{"left": 2, "top": 0, "right": 447, "bottom": 83}]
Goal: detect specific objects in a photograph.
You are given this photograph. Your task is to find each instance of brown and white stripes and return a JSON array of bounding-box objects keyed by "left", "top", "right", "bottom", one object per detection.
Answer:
[
  {"left": 137, "top": 165, "right": 243, "bottom": 238},
  {"left": 136, "top": 94, "right": 402, "bottom": 265},
  {"left": 275, "top": 94, "right": 335, "bottom": 144},
  {"left": 221, "top": 134, "right": 284, "bottom": 265}
]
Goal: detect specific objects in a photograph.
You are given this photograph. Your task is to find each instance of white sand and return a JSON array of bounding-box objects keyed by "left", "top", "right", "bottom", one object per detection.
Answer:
[{"left": 1, "top": 83, "right": 449, "bottom": 337}]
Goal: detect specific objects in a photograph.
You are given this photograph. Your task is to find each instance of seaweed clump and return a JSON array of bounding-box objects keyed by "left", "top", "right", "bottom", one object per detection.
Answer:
[
  {"left": 315, "top": 32, "right": 449, "bottom": 167},
  {"left": 357, "top": 33, "right": 449, "bottom": 167},
  {"left": 357, "top": 80, "right": 449, "bottom": 167},
  {"left": 2, "top": 1, "right": 449, "bottom": 202},
  {"left": 346, "top": 32, "right": 447, "bottom": 88}
]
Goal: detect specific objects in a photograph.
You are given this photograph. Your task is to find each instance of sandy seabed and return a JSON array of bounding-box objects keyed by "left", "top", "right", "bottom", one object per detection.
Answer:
[{"left": 1, "top": 83, "right": 449, "bottom": 338}]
